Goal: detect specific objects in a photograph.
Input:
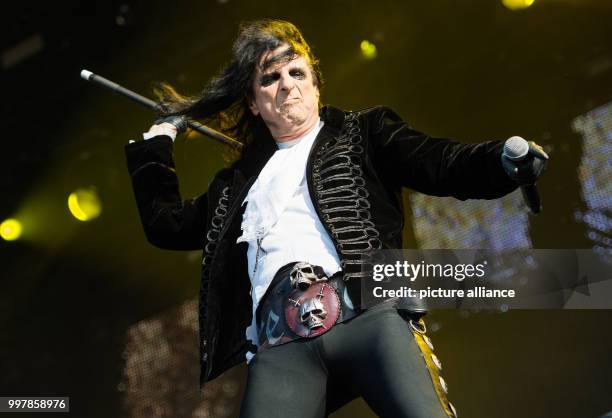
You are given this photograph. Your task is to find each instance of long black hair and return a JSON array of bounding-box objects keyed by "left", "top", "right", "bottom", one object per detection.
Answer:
[{"left": 154, "top": 19, "right": 323, "bottom": 158}]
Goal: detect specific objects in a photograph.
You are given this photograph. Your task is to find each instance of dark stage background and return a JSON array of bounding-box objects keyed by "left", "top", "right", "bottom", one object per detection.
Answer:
[{"left": 1, "top": 1, "right": 611, "bottom": 417}]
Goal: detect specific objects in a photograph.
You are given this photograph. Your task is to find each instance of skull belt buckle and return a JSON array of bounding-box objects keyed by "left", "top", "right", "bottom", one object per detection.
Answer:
[{"left": 284, "top": 263, "right": 341, "bottom": 338}]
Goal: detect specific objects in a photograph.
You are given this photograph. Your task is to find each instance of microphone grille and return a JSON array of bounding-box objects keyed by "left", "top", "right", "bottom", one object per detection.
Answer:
[{"left": 503, "top": 136, "right": 529, "bottom": 160}]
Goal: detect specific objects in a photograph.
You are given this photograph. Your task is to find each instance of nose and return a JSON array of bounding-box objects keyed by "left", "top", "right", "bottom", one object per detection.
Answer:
[{"left": 279, "top": 72, "right": 295, "bottom": 92}]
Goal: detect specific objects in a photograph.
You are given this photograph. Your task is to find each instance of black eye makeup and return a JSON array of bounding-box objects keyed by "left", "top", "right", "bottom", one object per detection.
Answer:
[
  {"left": 259, "top": 67, "right": 308, "bottom": 87},
  {"left": 289, "top": 68, "right": 306, "bottom": 78},
  {"left": 260, "top": 73, "right": 280, "bottom": 87}
]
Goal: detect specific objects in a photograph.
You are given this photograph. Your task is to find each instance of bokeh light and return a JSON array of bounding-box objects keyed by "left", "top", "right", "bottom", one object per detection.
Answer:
[
  {"left": 68, "top": 187, "right": 102, "bottom": 221},
  {"left": 502, "top": 0, "right": 535, "bottom": 10},
  {"left": 0, "top": 218, "right": 22, "bottom": 241},
  {"left": 360, "top": 40, "right": 378, "bottom": 59}
]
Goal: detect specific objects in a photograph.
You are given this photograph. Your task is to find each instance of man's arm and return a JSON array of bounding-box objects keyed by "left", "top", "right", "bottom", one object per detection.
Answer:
[
  {"left": 366, "top": 106, "right": 522, "bottom": 200},
  {"left": 125, "top": 135, "right": 208, "bottom": 250}
]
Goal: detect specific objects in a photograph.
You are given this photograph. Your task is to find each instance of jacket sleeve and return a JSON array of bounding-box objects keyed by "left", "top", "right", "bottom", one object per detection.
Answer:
[
  {"left": 366, "top": 106, "right": 519, "bottom": 200},
  {"left": 125, "top": 135, "right": 208, "bottom": 250}
]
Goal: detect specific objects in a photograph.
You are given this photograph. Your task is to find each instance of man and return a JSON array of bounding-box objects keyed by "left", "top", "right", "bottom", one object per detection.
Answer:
[{"left": 126, "top": 19, "right": 547, "bottom": 418}]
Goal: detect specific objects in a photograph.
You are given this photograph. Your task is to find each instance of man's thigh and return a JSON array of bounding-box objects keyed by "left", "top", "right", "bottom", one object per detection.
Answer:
[
  {"left": 239, "top": 339, "right": 328, "bottom": 418},
  {"left": 323, "top": 304, "right": 456, "bottom": 418}
]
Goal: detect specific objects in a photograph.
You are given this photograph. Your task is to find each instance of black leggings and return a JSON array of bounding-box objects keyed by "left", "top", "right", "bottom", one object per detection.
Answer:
[{"left": 239, "top": 301, "right": 456, "bottom": 418}]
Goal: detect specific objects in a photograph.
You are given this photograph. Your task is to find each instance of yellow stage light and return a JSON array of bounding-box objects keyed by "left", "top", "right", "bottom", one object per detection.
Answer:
[
  {"left": 1, "top": 218, "right": 22, "bottom": 241},
  {"left": 502, "top": 0, "right": 535, "bottom": 10},
  {"left": 360, "top": 40, "right": 378, "bottom": 60},
  {"left": 68, "top": 187, "right": 102, "bottom": 221}
]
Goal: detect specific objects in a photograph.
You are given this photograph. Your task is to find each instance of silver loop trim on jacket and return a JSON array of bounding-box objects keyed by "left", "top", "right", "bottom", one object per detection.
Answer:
[
  {"left": 202, "top": 186, "right": 230, "bottom": 271},
  {"left": 312, "top": 112, "right": 382, "bottom": 282},
  {"left": 199, "top": 185, "right": 231, "bottom": 364}
]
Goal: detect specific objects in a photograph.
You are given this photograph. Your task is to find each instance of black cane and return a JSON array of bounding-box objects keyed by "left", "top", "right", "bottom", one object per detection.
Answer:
[{"left": 80, "top": 69, "right": 243, "bottom": 149}]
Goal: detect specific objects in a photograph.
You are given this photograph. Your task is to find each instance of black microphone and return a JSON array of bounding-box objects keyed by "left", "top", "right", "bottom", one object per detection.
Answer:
[{"left": 503, "top": 136, "right": 542, "bottom": 214}]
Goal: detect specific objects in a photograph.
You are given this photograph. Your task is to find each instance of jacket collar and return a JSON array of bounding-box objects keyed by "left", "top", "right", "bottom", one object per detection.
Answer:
[{"left": 319, "top": 105, "right": 346, "bottom": 136}]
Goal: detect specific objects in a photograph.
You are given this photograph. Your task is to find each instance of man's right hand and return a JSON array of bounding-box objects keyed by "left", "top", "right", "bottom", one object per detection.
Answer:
[
  {"left": 142, "top": 115, "right": 189, "bottom": 141},
  {"left": 145, "top": 122, "right": 178, "bottom": 138}
]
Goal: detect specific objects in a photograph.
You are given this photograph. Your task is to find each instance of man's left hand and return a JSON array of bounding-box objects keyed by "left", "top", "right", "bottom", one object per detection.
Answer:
[{"left": 501, "top": 139, "right": 549, "bottom": 185}]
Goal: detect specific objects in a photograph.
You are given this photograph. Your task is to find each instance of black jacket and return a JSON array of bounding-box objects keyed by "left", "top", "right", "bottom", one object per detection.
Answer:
[{"left": 125, "top": 105, "right": 518, "bottom": 387}]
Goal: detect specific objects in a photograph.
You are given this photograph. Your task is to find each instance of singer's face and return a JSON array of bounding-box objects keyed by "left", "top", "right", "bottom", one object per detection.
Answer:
[{"left": 249, "top": 45, "right": 320, "bottom": 141}]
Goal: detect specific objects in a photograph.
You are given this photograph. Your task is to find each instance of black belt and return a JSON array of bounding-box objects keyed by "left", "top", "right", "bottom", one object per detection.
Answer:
[{"left": 256, "top": 262, "right": 360, "bottom": 350}]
